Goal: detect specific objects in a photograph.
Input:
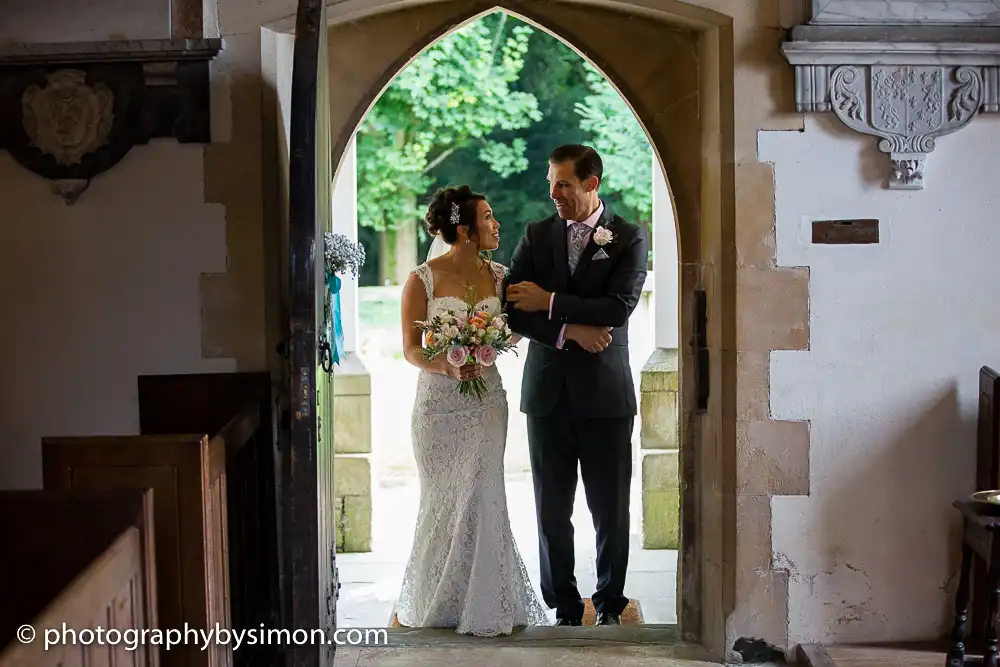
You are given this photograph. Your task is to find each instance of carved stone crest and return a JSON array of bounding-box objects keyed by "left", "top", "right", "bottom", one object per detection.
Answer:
[
  {"left": 830, "top": 65, "right": 982, "bottom": 189},
  {"left": 0, "top": 39, "right": 220, "bottom": 204},
  {"left": 21, "top": 69, "right": 114, "bottom": 168},
  {"left": 781, "top": 2, "right": 1000, "bottom": 193}
]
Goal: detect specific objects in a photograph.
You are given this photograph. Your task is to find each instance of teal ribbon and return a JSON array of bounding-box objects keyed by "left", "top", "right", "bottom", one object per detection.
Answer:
[{"left": 326, "top": 273, "right": 345, "bottom": 366}]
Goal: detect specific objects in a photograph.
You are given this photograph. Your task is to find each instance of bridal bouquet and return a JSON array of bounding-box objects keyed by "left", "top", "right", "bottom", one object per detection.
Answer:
[{"left": 416, "top": 289, "right": 518, "bottom": 400}]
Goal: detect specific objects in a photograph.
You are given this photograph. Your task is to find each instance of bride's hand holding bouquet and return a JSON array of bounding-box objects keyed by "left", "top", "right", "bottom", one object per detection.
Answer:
[{"left": 415, "top": 288, "right": 518, "bottom": 400}]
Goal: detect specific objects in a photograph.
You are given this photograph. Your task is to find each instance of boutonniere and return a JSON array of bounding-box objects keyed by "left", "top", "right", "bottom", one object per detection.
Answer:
[{"left": 592, "top": 225, "right": 615, "bottom": 246}]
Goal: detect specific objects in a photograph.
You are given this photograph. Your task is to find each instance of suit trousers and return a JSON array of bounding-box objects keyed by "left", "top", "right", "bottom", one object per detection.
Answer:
[{"left": 526, "top": 391, "right": 633, "bottom": 619}]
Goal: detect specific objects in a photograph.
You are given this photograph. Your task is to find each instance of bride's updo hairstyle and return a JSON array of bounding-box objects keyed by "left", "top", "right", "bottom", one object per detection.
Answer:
[{"left": 424, "top": 185, "right": 487, "bottom": 246}]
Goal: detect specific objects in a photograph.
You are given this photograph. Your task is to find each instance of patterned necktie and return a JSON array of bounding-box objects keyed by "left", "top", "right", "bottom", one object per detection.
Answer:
[{"left": 566, "top": 222, "right": 591, "bottom": 274}]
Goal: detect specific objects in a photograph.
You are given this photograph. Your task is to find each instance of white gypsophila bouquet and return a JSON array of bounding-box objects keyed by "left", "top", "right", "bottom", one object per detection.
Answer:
[
  {"left": 321, "top": 233, "right": 367, "bottom": 369},
  {"left": 323, "top": 232, "right": 366, "bottom": 278}
]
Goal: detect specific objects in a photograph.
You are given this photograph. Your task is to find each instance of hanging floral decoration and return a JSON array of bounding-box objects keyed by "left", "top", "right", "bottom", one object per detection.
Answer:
[{"left": 322, "top": 232, "right": 366, "bottom": 370}]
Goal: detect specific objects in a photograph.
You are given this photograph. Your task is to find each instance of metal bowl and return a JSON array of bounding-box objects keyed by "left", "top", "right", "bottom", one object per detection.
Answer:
[{"left": 971, "top": 490, "right": 1000, "bottom": 515}]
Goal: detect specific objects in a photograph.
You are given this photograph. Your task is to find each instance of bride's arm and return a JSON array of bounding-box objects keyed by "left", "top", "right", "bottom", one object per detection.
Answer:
[
  {"left": 504, "top": 233, "right": 562, "bottom": 349},
  {"left": 401, "top": 273, "right": 446, "bottom": 375},
  {"left": 494, "top": 263, "right": 523, "bottom": 345}
]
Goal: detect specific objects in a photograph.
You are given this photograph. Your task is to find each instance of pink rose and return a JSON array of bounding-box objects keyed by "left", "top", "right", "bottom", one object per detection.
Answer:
[
  {"left": 446, "top": 345, "right": 468, "bottom": 368},
  {"left": 491, "top": 316, "right": 505, "bottom": 330},
  {"left": 475, "top": 345, "right": 497, "bottom": 367}
]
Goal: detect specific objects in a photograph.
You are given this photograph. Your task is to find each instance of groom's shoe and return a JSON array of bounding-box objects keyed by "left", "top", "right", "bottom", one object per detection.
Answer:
[
  {"left": 596, "top": 613, "right": 622, "bottom": 626},
  {"left": 554, "top": 618, "right": 582, "bottom": 627}
]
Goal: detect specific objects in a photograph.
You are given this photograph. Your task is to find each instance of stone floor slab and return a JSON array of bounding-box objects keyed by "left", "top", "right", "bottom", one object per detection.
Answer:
[{"left": 337, "top": 642, "right": 722, "bottom": 667}]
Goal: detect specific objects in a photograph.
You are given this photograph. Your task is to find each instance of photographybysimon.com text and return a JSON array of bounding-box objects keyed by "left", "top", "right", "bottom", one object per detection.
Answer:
[{"left": 15, "top": 623, "right": 388, "bottom": 652}]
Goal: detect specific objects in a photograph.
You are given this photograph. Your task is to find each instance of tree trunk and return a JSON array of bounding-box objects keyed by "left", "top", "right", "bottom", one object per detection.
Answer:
[
  {"left": 378, "top": 217, "right": 418, "bottom": 285},
  {"left": 378, "top": 230, "right": 394, "bottom": 286}
]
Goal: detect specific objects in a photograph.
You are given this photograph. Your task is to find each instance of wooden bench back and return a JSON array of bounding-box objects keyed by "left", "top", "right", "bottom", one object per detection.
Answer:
[
  {"left": 42, "top": 434, "right": 226, "bottom": 667},
  {"left": 0, "top": 489, "right": 157, "bottom": 667}
]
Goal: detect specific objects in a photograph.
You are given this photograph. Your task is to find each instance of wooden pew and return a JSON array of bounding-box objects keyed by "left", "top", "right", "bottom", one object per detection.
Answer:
[
  {"left": 135, "top": 372, "right": 279, "bottom": 667},
  {"left": 40, "top": 372, "right": 278, "bottom": 667},
  {"left": 0, "top": 489, "right": 158, "bottom": 667},
  {"left": 42, "top": 433, "right": 228, "bottom": 667},
  {"left": 971, "top": 366, "right": 1000, "bottom": 647}
]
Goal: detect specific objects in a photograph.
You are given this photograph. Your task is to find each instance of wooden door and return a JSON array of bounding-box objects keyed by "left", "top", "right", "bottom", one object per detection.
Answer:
[{"left": 283, "top": 1, "right": 338, "bottom": 666}]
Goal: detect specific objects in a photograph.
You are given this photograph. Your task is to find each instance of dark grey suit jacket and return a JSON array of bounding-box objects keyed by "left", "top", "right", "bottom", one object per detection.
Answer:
[{"left": 506, "top": 201, "right": 648, "bottom": 419}]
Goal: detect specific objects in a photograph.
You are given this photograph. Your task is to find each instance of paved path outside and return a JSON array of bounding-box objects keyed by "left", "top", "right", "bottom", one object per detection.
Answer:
[{"left": 336, "top": 473, "right": 677, "bottom": 628}]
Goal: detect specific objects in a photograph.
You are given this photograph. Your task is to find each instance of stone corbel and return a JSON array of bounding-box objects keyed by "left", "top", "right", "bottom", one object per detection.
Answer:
[
  {"left": 0, "top": 39, "right": 222, "bottom": 204},
  {"left": 782, "top": 1, "right": 1000, "bottom": 190}
]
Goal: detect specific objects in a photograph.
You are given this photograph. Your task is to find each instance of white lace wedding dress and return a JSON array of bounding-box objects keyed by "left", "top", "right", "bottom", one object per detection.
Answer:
[{"left": 393, "top": 261, "right": 549, "bottom": 636}]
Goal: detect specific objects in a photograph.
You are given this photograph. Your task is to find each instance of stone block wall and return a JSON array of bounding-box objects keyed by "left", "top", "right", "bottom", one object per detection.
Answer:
[
  {"left": 640, "top": 347, "right": 679, "bottom": 549},
  {"left": 333, "top": 353, "right": 373, "bottom": 552}
]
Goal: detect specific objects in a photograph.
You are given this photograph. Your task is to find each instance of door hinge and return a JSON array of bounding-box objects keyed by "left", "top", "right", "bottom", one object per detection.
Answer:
[
  {"left": 331, "top": 548, "right": 340, "bottom": 600},
  {"left": 319, "top": 334, "right": 334, "bottom": 375}
]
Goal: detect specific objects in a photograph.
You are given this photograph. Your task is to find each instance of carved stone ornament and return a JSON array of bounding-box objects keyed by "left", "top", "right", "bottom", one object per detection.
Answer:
[
  {"left": 51, "top": 179, "right": 91, "bottom": 205},
  {"left": 829, "top": 65, "right": 982, "bottom": 189},
  {"left": 782, "top": 3, "right": 1000, "bottom": 190},
  {"left": 22, "top": 70, "right": 115, "bottom": 168},
  {"left": 0, "top": 39, "right": 221, "bottom": 204}
]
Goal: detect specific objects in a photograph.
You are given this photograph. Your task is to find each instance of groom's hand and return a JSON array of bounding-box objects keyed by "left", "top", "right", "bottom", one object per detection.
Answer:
[
  {"left": 505, "top": 281, "right": 551, "bottom": 313},
  {"left": 565, "top": 324, "right": 612, "bottom": 353}
]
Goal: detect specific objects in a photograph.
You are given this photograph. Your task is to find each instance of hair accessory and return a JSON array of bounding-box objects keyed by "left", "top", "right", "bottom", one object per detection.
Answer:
[{"left": 450, "top": 202, "right": 461, "bottom": 226}]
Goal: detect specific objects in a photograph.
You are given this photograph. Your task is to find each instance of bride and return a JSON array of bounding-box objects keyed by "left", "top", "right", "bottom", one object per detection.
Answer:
[{"left": 392, "top": 185, "right": 548, "bottom": 635}]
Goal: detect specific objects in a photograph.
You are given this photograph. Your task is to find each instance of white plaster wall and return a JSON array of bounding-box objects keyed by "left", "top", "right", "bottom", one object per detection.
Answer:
[
  {"left": 652, "top": 153, "right": 679, "bottom": 349},
  {"left": 0, "top": 144, "right": 234, "bottom": 490},
  {"left": 762, "top": 114, "right": 1000, "bottom": 644},
  {"left": 332, "top": 136, "right": 361, "bottom": 353},
  {"left": 0, "top": 0, "right": 170, "bottom": 42}
]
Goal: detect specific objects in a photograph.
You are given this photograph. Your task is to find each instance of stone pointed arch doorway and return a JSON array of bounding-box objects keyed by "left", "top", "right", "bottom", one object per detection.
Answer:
[
  {"left": 322, "top": 0, "right": 731, "bottom": 645},
  {"left": 264, "top": 0, "right": 737, "bottom": 657}
]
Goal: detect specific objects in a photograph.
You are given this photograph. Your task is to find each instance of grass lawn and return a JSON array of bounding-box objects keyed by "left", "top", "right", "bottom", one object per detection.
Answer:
[{"left": 359, "top": 286, "right": 402, "bottom": 330}]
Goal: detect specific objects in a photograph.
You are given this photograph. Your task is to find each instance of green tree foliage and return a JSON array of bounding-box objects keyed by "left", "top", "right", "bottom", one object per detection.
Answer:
[
  {"left": 574, "top": 63, "right": 652, "bottom": 222},
  {"left": 355, "top": 13, "right": 541, "bottom": 234},
  {"left": 426, "top": 27, "right": 593, "bottom": 266}
]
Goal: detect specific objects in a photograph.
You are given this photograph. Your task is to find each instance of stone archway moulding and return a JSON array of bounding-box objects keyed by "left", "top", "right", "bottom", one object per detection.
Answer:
[
  {"left": 782, "top": 0, "right": 1000, "bottom": 190},
  {"left": 258, "top": 0, "right": 827, "bottom": 659}
]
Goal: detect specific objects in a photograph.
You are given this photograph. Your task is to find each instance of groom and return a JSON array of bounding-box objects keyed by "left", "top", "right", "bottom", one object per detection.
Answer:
[{"left": 506, "top": 144, "right": 648, "bottom": 626}]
